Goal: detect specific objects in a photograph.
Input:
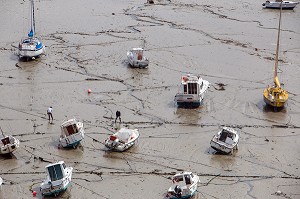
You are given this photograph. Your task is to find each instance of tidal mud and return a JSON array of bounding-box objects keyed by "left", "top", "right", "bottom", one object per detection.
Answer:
[{"left": 0, "top": 0, "right": 299, "bottom": 198}]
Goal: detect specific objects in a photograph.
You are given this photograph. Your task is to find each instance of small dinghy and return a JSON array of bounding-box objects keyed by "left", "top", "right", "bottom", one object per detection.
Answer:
[
  {"left": 262, "top": 0, "right": 299, "bottom": 9},
  {"left": 59, "top": 118, "right": 85, "bottom": 148},
  {"left": 127, "top": 48, "right": 149, "bottom": 68},
  {"left": 166, "top": 172, "right": 200, "bottom": 199},
  {"left": 210, "top": 127, "right": 239, "bottom": 154},
  {"left": 105, "top": 128, "right": 140, "bottom": 152},
  {"left": 0, "top": 128, "right": 20, "bottom": 155},
  {"left": 40, "top": 161, "right": 72, "bottom": 196},
  {"left": 175, "top": 74, "right": 210, "bottom": 107}
]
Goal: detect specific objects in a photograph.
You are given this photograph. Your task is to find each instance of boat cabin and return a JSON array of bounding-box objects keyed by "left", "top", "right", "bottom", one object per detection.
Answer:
[
  {"left": 46, "top": 162, "right": 67, "bottom": 182},
  {"left": 181, "top": 75, "right": 203, "bottom": 95},
  {"left": 61, "top": 121, "right": 79, "bottom": 137},
  {"left": 1, "top": 137, "right": 10, "bottom": 146},
  {"left": 131, "top": 48, "right": 144, "bottom": 60},
  {"left": 172, "top": 172, "right": 194, "bottom": 185},
  {"left": 219, "top": 128, "right": 236, "bottom": 144}
]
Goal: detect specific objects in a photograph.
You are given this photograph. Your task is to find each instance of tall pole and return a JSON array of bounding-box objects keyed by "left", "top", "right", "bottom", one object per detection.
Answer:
[{"left": 274, "top": 1, "right": 282, "bottom": 82}]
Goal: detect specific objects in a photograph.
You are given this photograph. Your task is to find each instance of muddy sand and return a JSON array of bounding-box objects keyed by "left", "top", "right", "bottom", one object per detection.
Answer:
[{"left": 0, "top": 0, "right": 299, "bottom": 198}]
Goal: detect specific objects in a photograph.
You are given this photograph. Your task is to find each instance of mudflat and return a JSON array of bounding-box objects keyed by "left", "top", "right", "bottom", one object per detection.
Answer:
[{"left": 0, "top": 0, "right": 299, "bottom": 198}]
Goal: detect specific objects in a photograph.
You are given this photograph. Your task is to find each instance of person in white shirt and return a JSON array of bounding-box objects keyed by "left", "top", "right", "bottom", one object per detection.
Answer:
[{"left": 47, "top": 106, "right": 53, "bottom": 121}]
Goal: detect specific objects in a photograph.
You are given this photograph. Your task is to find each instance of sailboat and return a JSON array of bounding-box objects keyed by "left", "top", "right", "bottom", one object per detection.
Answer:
[
  {"left": 18, "top": 0, "right": 45, "bottom": 59},
  {"left": 0, "top": 127, "right": 20, "bottom": 155},
  {"left": 263, "top": 2, "right": 288, "bottom": 108}
]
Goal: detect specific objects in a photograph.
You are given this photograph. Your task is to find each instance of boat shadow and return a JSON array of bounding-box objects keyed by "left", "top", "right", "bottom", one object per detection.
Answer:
[
  {"left": 0, "top": 153, "right": 16, "bottom": 160},
  {"left": 262, "top": 104, "right": 287, "bottom": 113},
  {"left": 31, "top": 185, "right": 71, "bottom": 199}
]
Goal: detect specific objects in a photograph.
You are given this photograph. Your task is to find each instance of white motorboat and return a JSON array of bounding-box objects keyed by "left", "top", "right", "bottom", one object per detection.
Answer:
[
  {"left": 40, "top": 161, "right": 72, "bottom": 196},
  {"left": 127, "top": 48, "right": 149, "bottom": 68},
  {"left": 59, "top": 118, "right": 85, "bottom": 148},
  {"left": 0, "top": 127, "right": 20, "bottom": 155},
  {"left": 174, "top": 74, "right": 210, "bottom": 107},
  {"left": 262, "top": 0, "right": 299, "bottom": 9},
  {"left": 18, "top": 0, "right": 45, "bottom": 59},
  {"left": 105, "top": 128, "right": 140, "bottom": 152},
  {"left": 210, "top": 127, "right": 239, "bottom": 154},
  {"left": 166, "top": 172, "right": 200, "bottom": 199}
]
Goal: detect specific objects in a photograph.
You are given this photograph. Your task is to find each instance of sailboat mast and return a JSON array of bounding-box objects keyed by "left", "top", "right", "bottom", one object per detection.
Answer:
[
  {"left": 274, "top": 1, "right": 282, "bottom": 81},
  {"left": 32, "top": 0, "right": 35, "bottom": 34}
]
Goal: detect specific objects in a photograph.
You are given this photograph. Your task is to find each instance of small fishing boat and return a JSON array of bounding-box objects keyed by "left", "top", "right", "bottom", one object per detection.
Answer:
[
  {"left": 174, "top": 74, "right": 210, "bottom": 107},
  {"left": 166, "top": 172, "right": 200, "bottom": 199},
  {"left": 210, "top": 127, "right": 239, "bottom": 154},
  {"left": 40, "top": 161, "right": 72, "bottom": 196},
  {"left": 59, "top": 118, "right": 85, "bottom": 148},
  {"left": 18, "top": 0, "right": 45, "bottom": 59},
  {"left": 104, "top": 128, "right": 140, "bottom": 151},
  {"left": 263, "top": 2, "right": 288, "bottom": 108},
  {"left": 127, "top": 48, "right": 149, "bottom": 68},
  {"left": 0, "top": 127, "right": 20, "bottom": 155},
  {"left": 262, "top": 0, "right": 299, "bottom": 9}
]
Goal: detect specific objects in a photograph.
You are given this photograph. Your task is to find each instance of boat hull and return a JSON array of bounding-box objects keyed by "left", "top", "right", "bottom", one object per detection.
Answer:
[
  {"left": 41, "top": 182, "right": 71, "bottom": 196},
  {"left": 262, "top": 1, "right": 298, "bottom": 9},
  {"left": 263, "top": 87, "right": 288, "bottom": 108},
  {"left": 210, "top": 140, "right": 237, "bottom": 154},
  {"left": 18, "top": 42, "right": 45, "bottom": 58},
  {"left": 59, "top": 131, "right": 84, "bottom": 148}
]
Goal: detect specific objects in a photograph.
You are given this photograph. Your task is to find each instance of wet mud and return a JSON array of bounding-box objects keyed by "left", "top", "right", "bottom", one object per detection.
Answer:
[{"left": 0, "top": 0, "right": 300, "bottom": 198}]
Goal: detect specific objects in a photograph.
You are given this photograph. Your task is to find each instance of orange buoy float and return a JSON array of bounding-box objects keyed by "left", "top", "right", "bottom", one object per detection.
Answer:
[{"left": 32, "top": 191, "right": 37, "bottom": 197}]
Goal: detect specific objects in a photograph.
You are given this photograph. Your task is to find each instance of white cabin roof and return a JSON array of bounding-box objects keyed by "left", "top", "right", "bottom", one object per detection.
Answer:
[
  {"left": 131, "top": 48, "right": 144, "bottom": 51},
  {"left": 45, "top": 161, "right": 65, "bottom": 168},
  {"left": 181, "top": 74, "right": 201, "bottom": 84},
  {"left": 222, "top": 127, "right": 238, "bottom": 135},
  {"left": 61, "top": 118, "right": 77, "bottom": 128}
]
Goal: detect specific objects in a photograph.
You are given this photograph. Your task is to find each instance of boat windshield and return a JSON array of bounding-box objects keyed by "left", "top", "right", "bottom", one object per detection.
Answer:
[{"left": 47, "top": 164, "right": 64, "bottom": 181}]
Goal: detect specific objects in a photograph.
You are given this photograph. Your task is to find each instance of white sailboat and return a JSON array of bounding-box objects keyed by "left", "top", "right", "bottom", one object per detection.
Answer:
[
  {"left": 59, "top": 118, "right": 85, "bottom": 148},
  {"left": 174, "top": 74, "right": 210, "bottom": 107},
  {"left": 18, "top": 0, "right": 45, "bottom": 59},
  {"left": 0, "top": 127, "right": 20, "bottom": 155},
  {"left": 40, "top": 161, "right": 72, "bottom": 196}
]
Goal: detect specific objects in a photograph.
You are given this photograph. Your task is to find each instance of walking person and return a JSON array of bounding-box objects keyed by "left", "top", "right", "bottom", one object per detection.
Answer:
[
  {"left": 47, "top": 106, "right": 53, "bottom": 121},
  {"left": 115, "top": 110, "right": 121, "bottom": 123}
]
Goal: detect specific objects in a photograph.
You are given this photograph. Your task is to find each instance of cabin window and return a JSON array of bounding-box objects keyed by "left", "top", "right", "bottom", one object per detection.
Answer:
[
  {"left": 188, "top": 83, "right": 197, "bottom": 94},
  {"left": 62, "top": 163, "right": 66, "bottom": 169},
  {"left": 65, "top": 124, "right": 78, "bottom": 136},
  {"left": 183, "top": 85, "right": 187, "bottom": 93},
  {"left": 48, "top": 165, "right": 64, "bottom": 181},
  {"left": 174, "top": 176, "right": 183, "bottom": 182},
  {"left": 184, "top": 174, "right": 191, "bottom": 184}
]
